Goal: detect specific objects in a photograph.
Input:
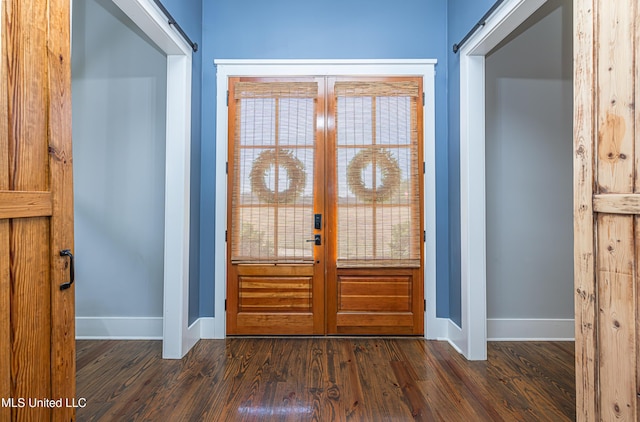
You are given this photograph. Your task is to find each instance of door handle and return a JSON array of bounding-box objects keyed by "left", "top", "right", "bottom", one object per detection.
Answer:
[
  {"left": 305, "top": 234, "right": 321, "bottom": 246},
  {"left": 59, "top": 249, "right": 75, "bottom": 290}
]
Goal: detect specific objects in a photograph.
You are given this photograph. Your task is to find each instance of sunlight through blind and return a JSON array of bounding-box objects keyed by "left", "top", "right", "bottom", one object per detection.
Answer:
[
  {"left": 231, "top": 82, "right": 317, "bottom": 262},
  {"left": 334, "top": 81, "right": 421, "bottom": 267}
]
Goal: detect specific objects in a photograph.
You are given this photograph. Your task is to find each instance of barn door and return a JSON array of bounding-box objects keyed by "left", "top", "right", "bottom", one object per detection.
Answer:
[
  {"left": 226, "top": 78, "right": 325, "bottom": 335},
  {"left": 0, "top": 0, "right": 75, "bottom": 421},
  {"left": 574, "top": 0, "right": 640, "bottom": 419}
]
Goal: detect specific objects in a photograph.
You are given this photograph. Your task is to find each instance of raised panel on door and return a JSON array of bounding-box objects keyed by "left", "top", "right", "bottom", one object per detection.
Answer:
[
  {"left": 326, "top": 77, "right": 424, "bottom": 335},
  {"left": 0, "top": 0, "right": 75, "bottom": 421},
  {"left": 226, "top": 78, "right": 325, "bottom": 335}
]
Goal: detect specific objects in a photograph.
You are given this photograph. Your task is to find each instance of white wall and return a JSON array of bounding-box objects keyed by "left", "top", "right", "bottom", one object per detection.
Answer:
[
  {"left": 72, "top": 0, "right": 167, "bottom": 330},
  {"left": 485, "top": 0, "right": 573, "bottom": 326}
]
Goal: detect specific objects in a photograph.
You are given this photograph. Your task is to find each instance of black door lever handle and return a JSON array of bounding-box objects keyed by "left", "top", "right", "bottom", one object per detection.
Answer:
[{"left": 59, "top": 249, "right": 75, "bottom": 290}]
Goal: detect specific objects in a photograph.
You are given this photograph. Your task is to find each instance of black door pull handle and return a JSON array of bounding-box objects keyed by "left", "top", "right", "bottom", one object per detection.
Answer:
[{"left": 59, "top": 249, "right": 75, "bottom": 290}]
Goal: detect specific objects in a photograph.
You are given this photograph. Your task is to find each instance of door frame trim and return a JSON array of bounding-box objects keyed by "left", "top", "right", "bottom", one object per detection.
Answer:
[
  {"left": 457, "top": 0, "right": 548, "bottom": 359},
  {"left": 111, "top": 0, "right": 193, "bottom": 358},
  {"left": 214, "top": 59, "right": 437, "bottom": 338}
]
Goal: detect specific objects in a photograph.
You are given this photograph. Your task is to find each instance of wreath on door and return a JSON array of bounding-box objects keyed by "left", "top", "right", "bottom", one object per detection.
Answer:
[
  {"left": 347, "top": 148, "right": 401, "bottom": 203},
  {"left": 249, "top": 149, "right": 307, "bottom": 204}
]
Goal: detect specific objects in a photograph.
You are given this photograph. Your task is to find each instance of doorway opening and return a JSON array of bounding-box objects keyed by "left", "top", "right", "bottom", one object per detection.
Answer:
[
  {"left": 214, "top": 60, "right": 437, "bottom": 338},
  {"left": 71, "top": 0, "right": 193, "bottom": 358},
  {"left": 485, "top": 0, "right": 574, "bottom": 342}
]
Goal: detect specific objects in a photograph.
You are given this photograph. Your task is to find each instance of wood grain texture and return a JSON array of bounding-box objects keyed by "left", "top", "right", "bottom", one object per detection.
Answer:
[
  {"left": 76, "top": 339, "right": 575, "bottom": 422},
  {"left": 0, "top": 222, "right": 10, "bottom": 422},
  {"left": 0, "top": 190, "right": 52, "bottom": 219},
  {"left": 596, "top": 0, "right": 635, "bottom": 194},
  {"left": 593, "top": 193, "right": 640, "bottom": 214},
  {"left": 47, "top": 0, "right": 75, "bottom": 420},
  {"left": 1, "top": 0, "right": 75, "bottom": 420},
  {"left": 591, "top": 0, "right": 639, "bottom": 420},
  {"left": 596, "top": 215, "right": 636, "bottom": 419},
  {"left": 331, "top": 268, "right": 422, "bottom": 335},
  {"left": 573, "top": 0, "right": 599, "bottom": 420},
  {"left": 11, "top": 218, "right": 52, "bottom": 422},
  {"left": 0, "top": 1, "right": 10, "bottom": 420}
]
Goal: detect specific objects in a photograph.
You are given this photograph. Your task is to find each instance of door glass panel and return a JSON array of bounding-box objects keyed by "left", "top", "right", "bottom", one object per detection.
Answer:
[
  {"left": 231, "top": 82, "right": 317, "bottom": 262},
  {"left": 334, "top": 81, "right": 421, "bottom": 267}
]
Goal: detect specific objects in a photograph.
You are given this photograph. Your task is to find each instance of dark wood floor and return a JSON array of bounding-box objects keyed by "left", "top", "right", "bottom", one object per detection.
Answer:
[{"left": 76, "top": 338, "right": 575, "bottom": 421}]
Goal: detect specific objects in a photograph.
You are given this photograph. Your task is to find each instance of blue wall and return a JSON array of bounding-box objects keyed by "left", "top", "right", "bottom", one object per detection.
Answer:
[
  {"left": 199, "top": 0, "right": 451, "bottom": 318},
  {"left": 160, "top": 0, "right": 505, "bottom": 325},
  {"left": 159, "top": 0, "right": 203, "bottom": 324},
  {"left": 446, "top": 0, "right": 495, "bottom": 326}
]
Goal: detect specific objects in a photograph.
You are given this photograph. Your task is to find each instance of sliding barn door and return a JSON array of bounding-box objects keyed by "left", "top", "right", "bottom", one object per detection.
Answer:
[
  {"left": 226, "top": 78, "right": 325, "bottom": 335},
  {"left": 326, "top": 78, "right": 424, "bottom": 335},
  {"left": 574, "top": 0, "right": 640, "bottom": 420},
  {"left": 0, "top": 0, "right": 75, "bottom": 421}
]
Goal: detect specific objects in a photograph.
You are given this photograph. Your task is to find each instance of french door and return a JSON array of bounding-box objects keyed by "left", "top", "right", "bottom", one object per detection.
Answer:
[{"left": 226, "top": 76, "right": 424, "bottom": 335}]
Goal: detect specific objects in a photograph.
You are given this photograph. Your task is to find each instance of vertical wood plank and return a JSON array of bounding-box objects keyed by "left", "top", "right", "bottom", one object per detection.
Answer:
[
  {"left": 0, "top": 1, "right": 11, "bottom": 420},
  {"left": 6, "top": 0, "right": 53, "bottom": 418},
  {"left": 47, "top": 0, "right": 76, "bottom": 419},
  {"left": 574, "top": 0, "right": 597, "bottom": 419},
  {"left": 0, "top": 221, "right": 9, "bottom": 422},
  {"left": 597, "top": 215, "right": 636, "bottom": 420},
  {"left": 596, "top": 0, "right": 635, "bottom": 194},
  {"left": 595, "top": 0, "right": 638, "bottom": 420},
  {"left": 11, "top": 218, "right": 51, "bottom": 422},
  {"left": 6, "top": 0, "right": 49, "bottom": 192},
  {"left": 635, "top": 0, "right": 640, "bottom": 410}
]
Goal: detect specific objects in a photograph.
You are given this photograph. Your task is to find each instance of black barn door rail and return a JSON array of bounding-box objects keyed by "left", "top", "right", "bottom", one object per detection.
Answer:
[
  {"left": 152, "top": 0, "right": 198, "bottom": 52},
  {"left": 452, "top": 0, "right": 506, "bottom": 53}
]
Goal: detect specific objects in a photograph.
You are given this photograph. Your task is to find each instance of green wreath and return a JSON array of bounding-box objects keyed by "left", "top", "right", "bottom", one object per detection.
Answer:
[
  {"left": 347, "top": 149, "right": 401, "bottom": 203},
  {"left": 250, "top": 149, "right": 307, "bottom": 204}
]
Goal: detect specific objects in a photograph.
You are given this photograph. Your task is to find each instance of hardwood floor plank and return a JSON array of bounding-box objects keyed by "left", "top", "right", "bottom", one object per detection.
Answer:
[{"left": 76, "top": 339, "right": 575, "bottom": 421}]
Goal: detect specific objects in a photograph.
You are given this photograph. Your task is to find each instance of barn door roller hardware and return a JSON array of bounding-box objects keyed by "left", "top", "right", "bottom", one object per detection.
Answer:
[
  {"left": 151, "top": 0, "right": 199, "bottom": 52},
  {"left": 452, "top": 0, "right": 506, "bottom": 53}
]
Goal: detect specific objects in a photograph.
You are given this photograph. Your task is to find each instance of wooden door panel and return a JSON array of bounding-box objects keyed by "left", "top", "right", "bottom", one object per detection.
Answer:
[
  {"left": 227, "top": 78, "right": 325, "bottom": 335},
  {"left": 0, "top": 0, "right": 75, "bottom": 420},
  {"left": 331, "top": 268, "right": 422, "bottom": 335},
  {"left": 575, "top": 0, "right": 640, "bottom": 419},
  {"left": 326, "top": 77, "right": 424, "bottom": 336}
]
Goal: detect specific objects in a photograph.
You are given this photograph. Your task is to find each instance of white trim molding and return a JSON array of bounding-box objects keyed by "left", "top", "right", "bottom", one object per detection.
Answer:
[
  {"left": 214, "top": 59, "right": 438, "bottom": 340},
  {"left": 458, "top": 0, "right": 547, "bottom": 360},
  {"left": 487, "top": 319, "right": 575, "bottom": 341},
  {"left": 112, "top": 0, "right": 193, "bottom": 359},
  {"left": 75, "top": 317, "right": 163, "bottom": 340}
]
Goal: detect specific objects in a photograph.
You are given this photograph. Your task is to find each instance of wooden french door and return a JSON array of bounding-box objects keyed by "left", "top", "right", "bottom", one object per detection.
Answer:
[
  {"left": 0, "top": 0, "right": 76, "bottom": 421},
  {"left": 227, "top": 76, "right": 424, "bottom": 336}
]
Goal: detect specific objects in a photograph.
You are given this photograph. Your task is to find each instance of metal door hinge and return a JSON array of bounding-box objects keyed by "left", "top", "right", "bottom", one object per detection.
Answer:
[
  {"left": 225, "top": 230, "right": 228, "bottom": 242},
  {"left": 423, "top": 162, "right": 426, "bottom": 174},
  {"left": 424, "top": 230, "right": 426, "bottom": 242},
  {"left": 225, "top": 299, "right": 227, "bottom": 310},
  {"left": 422, "top": 93, "right": 425, "bottom": 106},
  {"left": 226, "top": 90, "right": 229, "bottom": 106},
  {"left": 424, "top": 299, "right": 426, "bottom": 311},
  {"left": 226, "top": 162, "right": 228, "bottom": 174}
]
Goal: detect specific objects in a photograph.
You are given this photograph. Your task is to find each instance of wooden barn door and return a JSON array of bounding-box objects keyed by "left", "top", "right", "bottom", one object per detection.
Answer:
[
  {"left": 0, "top": 0, "right": 75, "bottom": 421},
  {"left": 574, "top": 0, "right": 640, "bottom": 419}
]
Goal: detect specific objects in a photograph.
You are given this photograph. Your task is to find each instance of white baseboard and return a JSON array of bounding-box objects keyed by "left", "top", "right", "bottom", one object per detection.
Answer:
[
  {"left": 76, "top": 316, "right": 163, "bottom": 340},
  {"left": 487, "top": 318, "right": 575, "bottom": 341},
  {"left": 199, "top": 317, "right": 223, "bottom": 339}
]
